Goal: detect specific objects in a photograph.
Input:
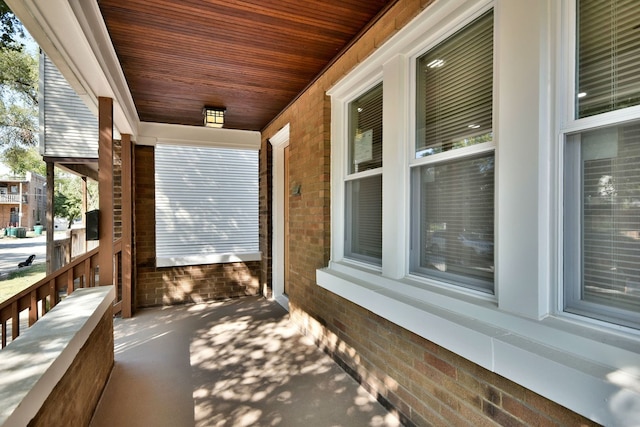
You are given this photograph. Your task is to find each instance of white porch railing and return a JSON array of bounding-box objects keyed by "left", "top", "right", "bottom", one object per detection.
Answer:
[{"left": 0, "top": 194, "right": 21, "bottom": 203}]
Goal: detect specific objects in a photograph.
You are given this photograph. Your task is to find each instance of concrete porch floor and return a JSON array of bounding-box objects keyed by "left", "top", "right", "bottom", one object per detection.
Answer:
[{"left": 90, "top": 296, "right": 401, "bottom": 427}]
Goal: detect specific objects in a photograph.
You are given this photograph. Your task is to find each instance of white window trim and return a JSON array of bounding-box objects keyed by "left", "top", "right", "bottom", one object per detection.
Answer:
[
  {"left": 269, "top": 123, "right": 290, "bottom": 311},
  {"left": 319, "top": 0, "right": 640, "bottom": 425}
]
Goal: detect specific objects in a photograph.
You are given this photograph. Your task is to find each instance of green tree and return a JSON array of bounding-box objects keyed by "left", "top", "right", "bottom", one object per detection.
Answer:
[
  {"left": 0, "top": 4, "right": 38, "bottom": 154},
  {"left": 53, "top": 173, "right": 98, "bottom": 228},
  {"left": 54, "top": 174, "right": 82, "bottom": 228},
  {"left": 0, "top": 1, "right": 24, "bottom": 51},
  {"left": 1, "top": 145, "right": 45, "bottom": 175}
]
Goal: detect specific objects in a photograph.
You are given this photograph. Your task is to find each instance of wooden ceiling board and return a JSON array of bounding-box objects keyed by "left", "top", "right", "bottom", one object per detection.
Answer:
[{"left": 99, "top": 0, "right": 394, "bottom": 130}]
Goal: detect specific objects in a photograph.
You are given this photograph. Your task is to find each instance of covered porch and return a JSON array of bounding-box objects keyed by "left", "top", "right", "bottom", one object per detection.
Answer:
[
  {"left": 90, "top": 296, "right": 399, "bottom": 427},
  {"left": 2, "top": 0, "right": 637, "bottom": 425}
]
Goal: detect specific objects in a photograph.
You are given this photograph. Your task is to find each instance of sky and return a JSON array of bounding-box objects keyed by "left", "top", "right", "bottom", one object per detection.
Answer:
[{"left": 0, "top": 163, "right": 11, "bottom": 176}]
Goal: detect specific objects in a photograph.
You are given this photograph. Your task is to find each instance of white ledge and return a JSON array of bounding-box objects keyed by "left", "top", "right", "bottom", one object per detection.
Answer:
[
  {"left": 0, "top": 286, "right": 115, "bottom": 427},
  {"left": 317, "top": 265, "right": 640, "bottom": 427},
  {"left": 156, "top": 252, "right": 262, "bottom": 268}
]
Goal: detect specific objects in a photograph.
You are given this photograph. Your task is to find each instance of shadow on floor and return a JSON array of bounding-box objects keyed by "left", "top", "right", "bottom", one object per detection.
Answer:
[{"left": 90, "top": 296, "right": 400, "bottom": 427}]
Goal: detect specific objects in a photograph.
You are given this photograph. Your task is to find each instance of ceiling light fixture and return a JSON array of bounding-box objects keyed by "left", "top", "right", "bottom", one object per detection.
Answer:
[
  {"left": 203, "top": 107, "right": 226, "bottom": 128},
  {"left": 427, "top": 59, "right": 445, "bottom": 68}
]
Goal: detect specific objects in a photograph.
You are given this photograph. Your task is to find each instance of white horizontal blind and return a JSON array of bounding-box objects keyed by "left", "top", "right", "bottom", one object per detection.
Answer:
[
  {"left": 42, "top": 54, "right": 98, "bottom": 158},
  {"left": 411, "top": 8, "right": 494, "bottom": 293},
  {"left": 577, "top": 0, "right": 640, "bottom": 118},
  {"left": 413, "top": 153, "right": 494, "bottom": 292},
  {"left": 346, "top": 175, "right": 383, "bottom": 262},
  {"left": 349, "top": 83, "right": 383, "bottom": 173},
  {"left": 345, "top": 83, "right": 383, "bottom": 264},
  {"left": 155, "top": 145, "right": 259, "bottom": 267},
  {"left": 565, "top": 122, "right": 640, "bottom": 328},
  {"left": 416, "top": 10, "right": 493, "bottom": 158}
]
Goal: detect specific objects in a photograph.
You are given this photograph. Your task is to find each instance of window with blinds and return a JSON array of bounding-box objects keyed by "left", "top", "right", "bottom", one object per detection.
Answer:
[
  {"left": 564, "top": 1, "right": 640, "bottom": 329},
  {"left": 349, "top": 84, "right": 383, "bottom": 173},
  {"left": 416, "top": 10, "right": 493, "bottom": 158},
  {"left": 412, "top": 153, "right": 494, "bottom": 292},
  {"left": 576, "top": 0, "right": 640, "bottom": 118},
  {"left": 346, "top": 176, "right": 383, "bottom": 261},
  {"left": 564, "top": 123, "right": 640, "bottom": 328},
  {"left": 155, "top": 145, "right": 259, "bottom": 267},
  {"left": 411, "top": 9, "right": 494, "bottom": 293},
  {"left": 345, "top": 83, "right": 383, "bottom": 264}
]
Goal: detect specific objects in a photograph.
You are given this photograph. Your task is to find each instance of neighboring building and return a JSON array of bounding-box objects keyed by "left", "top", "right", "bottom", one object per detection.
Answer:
[{"left": 0, "top": 171, "right": 46, "bottom": 229}]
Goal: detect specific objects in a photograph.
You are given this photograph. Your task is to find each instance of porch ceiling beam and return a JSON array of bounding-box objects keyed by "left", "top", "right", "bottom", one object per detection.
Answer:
[{"left": 138, "top": 122, "right": 261, "bottom": 151}]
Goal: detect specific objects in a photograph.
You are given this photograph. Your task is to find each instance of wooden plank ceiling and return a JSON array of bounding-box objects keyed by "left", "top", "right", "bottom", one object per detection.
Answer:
[{"left": 98, "top": 0, "right": 395, "bottom": 131}]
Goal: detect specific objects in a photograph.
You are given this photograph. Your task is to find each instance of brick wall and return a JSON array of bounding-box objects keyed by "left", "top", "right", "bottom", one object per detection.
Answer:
[
  {"left": 259, "top": 141, "right": 272, "bottom": 298},
  {"left": 0, "top": 206, "right": 13, "bottom": 228},
  {"left": 133, "top": 145, "right": 260, "bottom": 308},
  {"left": 259, "top": 0, "right": 599, "bottom": 425},
  {"left": 28, "top": 308, "right": 113, "bottom": 427}
]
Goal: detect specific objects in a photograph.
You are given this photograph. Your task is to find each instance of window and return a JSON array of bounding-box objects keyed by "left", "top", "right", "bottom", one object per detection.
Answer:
[
  {"left": 411, "top": 11, "right": 495, "bottom": 293},
  {"left": 576, "top": 0, "right": 640, "bottom": 118},
  {"left": 345, "top": 83, "right": 383, "bottom": 265},
  {"left": 320, "top": 1, "right": 640, "bottom": 423},
  {"left": 563, "top": 0, "right": 640, "bottom": 329},
  {"left": 564, "top": 123, "right": 640, "bottom": 328},
  {"left": 155, "top": 145, "right": 260, "bottom": 267}
]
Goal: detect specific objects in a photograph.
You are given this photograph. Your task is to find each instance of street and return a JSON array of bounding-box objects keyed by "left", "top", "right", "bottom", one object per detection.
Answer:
[{"left": 0, "top": 235, "right": 47, "bottom": 277}]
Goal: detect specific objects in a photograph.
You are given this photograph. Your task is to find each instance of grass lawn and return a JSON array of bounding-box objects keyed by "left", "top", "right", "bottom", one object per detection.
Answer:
[{"left": 0, "top": 263, "right": 47, "bottom": 304}]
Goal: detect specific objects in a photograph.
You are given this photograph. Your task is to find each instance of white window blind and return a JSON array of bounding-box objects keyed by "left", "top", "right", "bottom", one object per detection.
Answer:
[
  {"left": 345, "top": 83, "right": 383, "bottom": 264},
  {"left": 411, "top": 10, "right": 495, "bottom": 293},
  {"left": 349, "top": 84, "right": 383, "bottom": 173},
  {"left": 576, "top": 0, "right": 640, "bottom": 118},
  {"left": 155, "top": 145, "right": 260, "bottom": 267},
  {"left": 412, "top": 153, "right": 494, "bottom": 292},
  {"left": 564, "top": 123, "right": 640, "bottom": 328},
  {"left": 345, "top": 175, "right": 383, "bottom": 261},
  {"left": 416, "top": 10, "right": 493, "bottom": 158}
]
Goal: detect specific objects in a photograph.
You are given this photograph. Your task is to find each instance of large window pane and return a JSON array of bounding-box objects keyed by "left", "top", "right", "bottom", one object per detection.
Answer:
[
  {"left": 564, "top": 123, "right": 640, "bottom": 328},
  {"left": 412, "top": 152, "right": 494, "bottom": 292},
  {"left": 576, "top": 0, "right": 640, "bottom": 118},
  {"left": 346, "top": 175, "right": 382, "bottom": 264},
  {"left": 349, "top": 83, "right": 383, "bottom": 173},
  {"left": 416, "top": 11, "right": 493, "bottom": 158}
]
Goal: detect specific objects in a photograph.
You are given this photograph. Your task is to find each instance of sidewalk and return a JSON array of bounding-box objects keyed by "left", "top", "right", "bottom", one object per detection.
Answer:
[{"left": 0, "top": 234, "right": 47, "bottom": 278}]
